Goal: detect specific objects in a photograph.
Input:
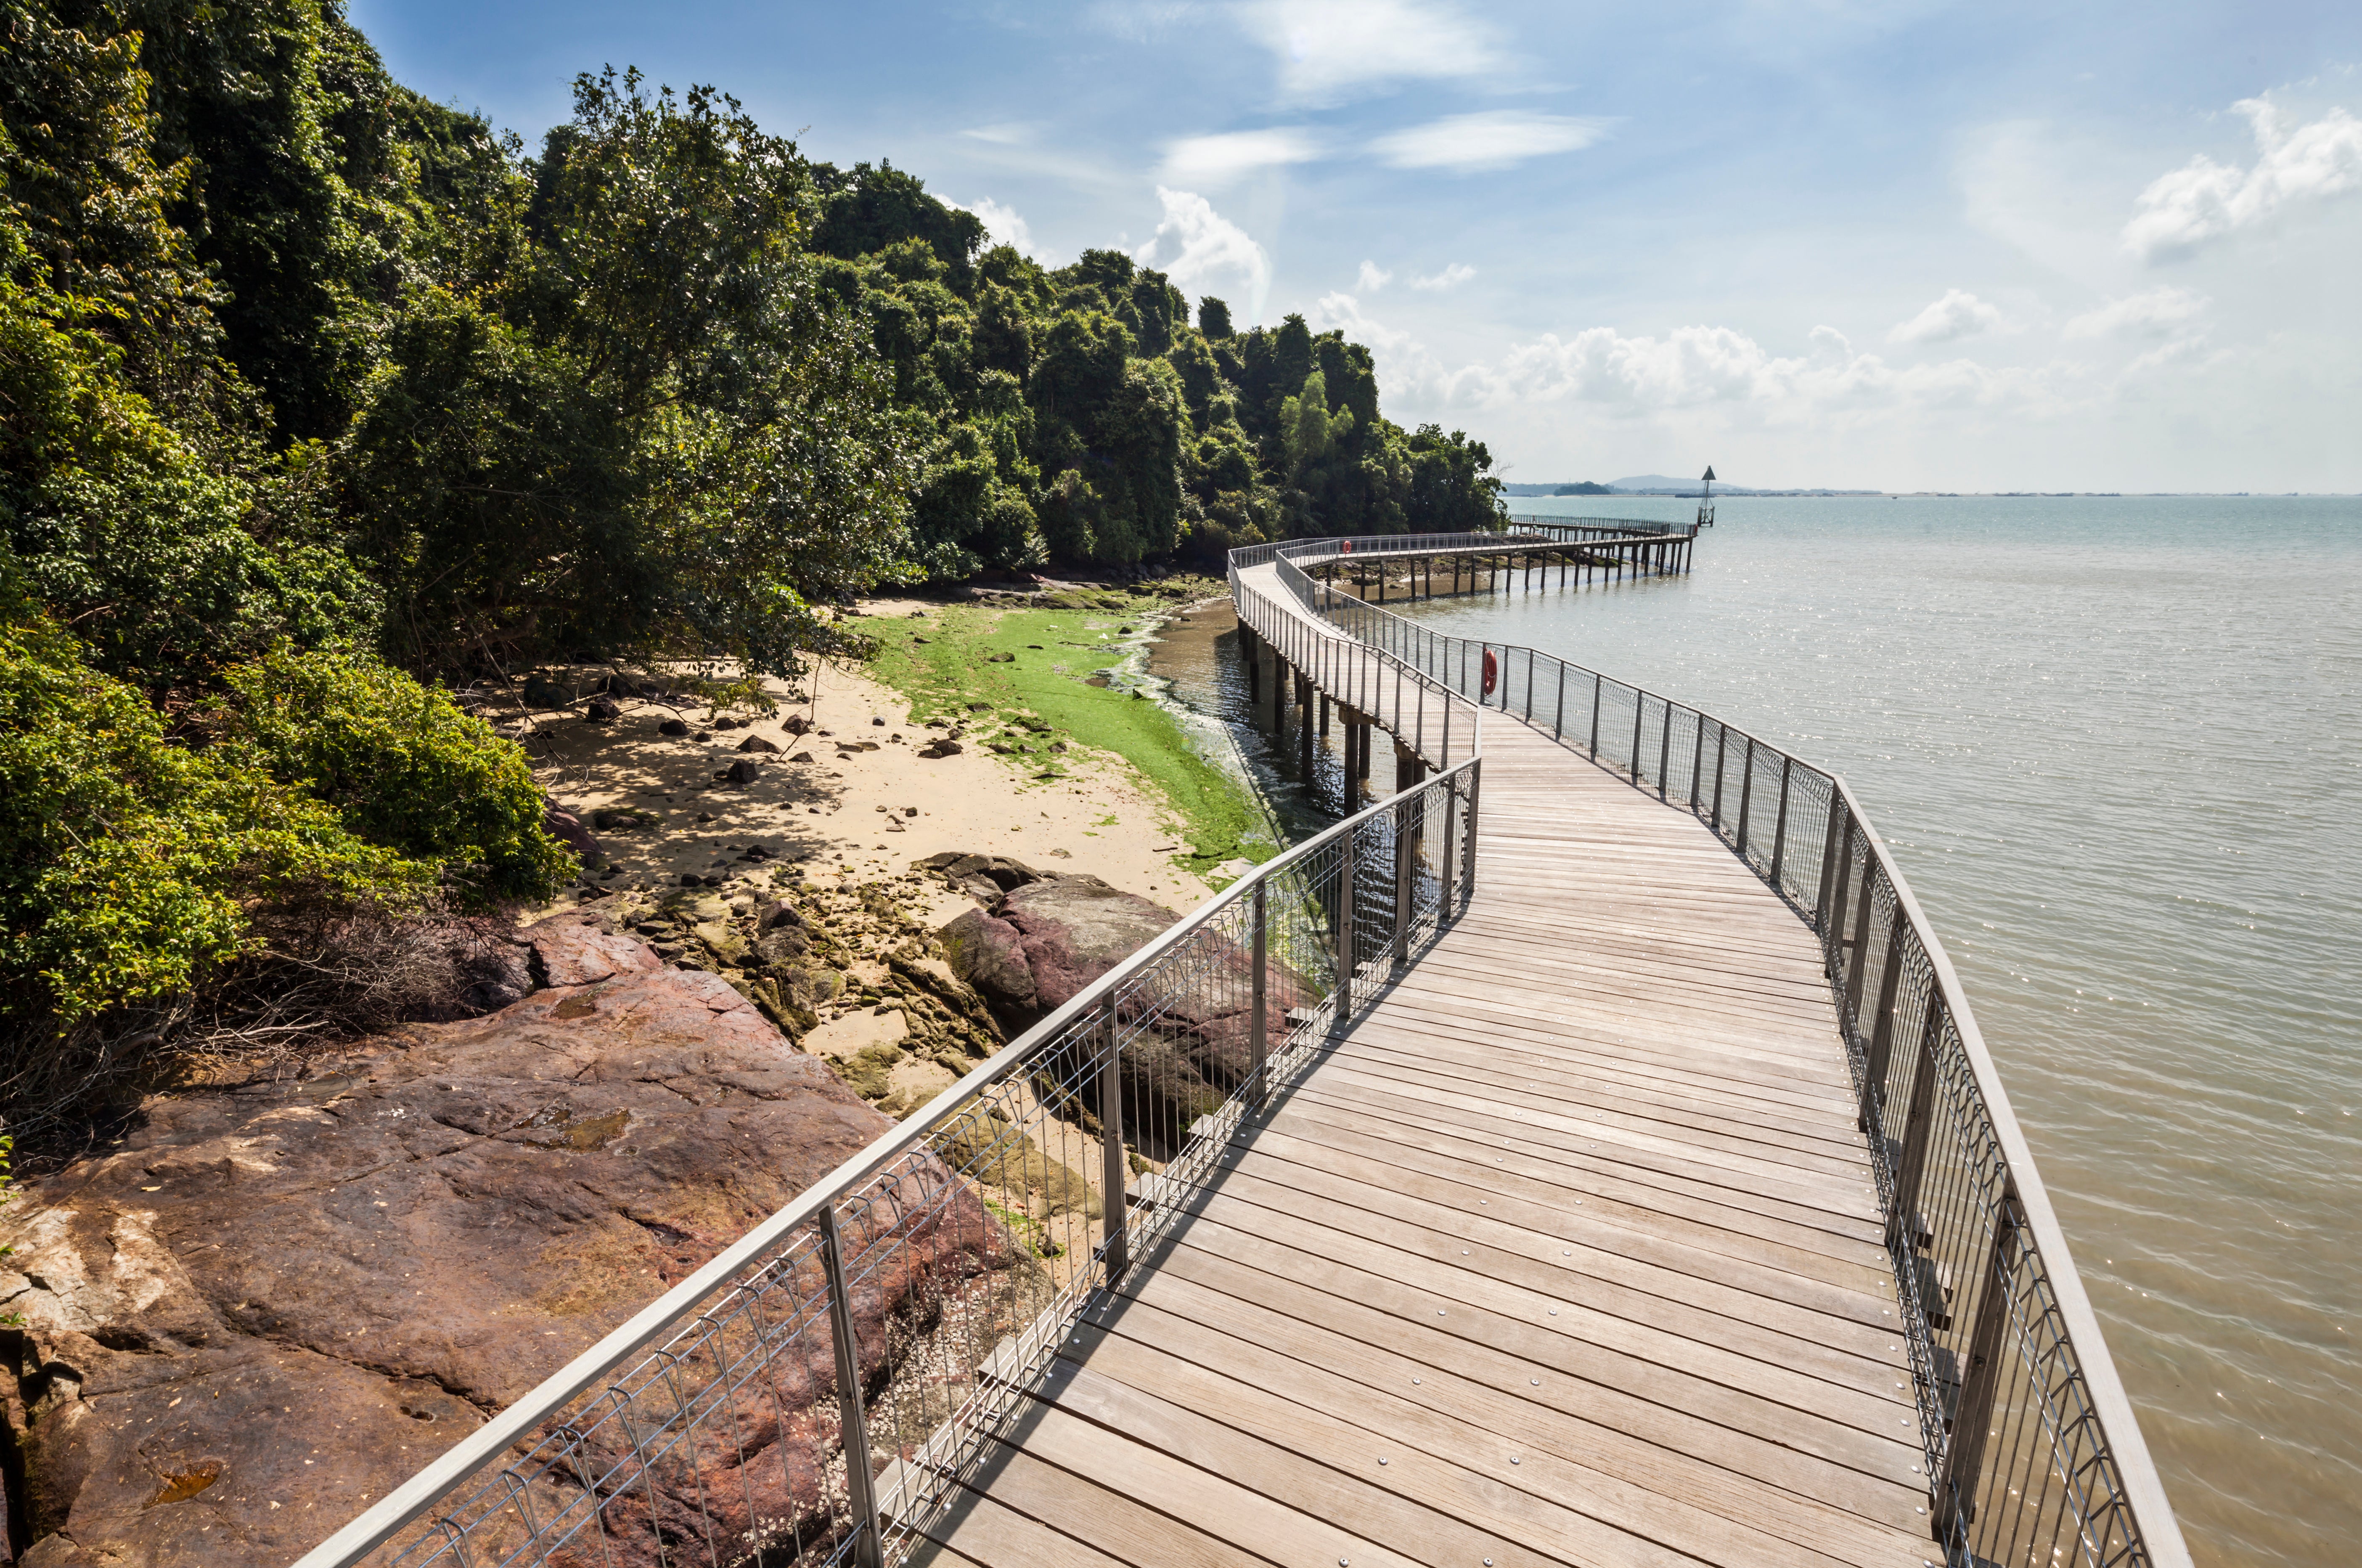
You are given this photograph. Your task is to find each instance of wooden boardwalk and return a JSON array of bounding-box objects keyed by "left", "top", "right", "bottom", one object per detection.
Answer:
[{"left": 912, "top": 569, "right": 1928, "bottom": 1568}]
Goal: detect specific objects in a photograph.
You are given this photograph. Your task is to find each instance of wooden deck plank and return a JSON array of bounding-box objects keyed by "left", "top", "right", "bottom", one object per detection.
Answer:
[
  {"left": 1075, "top": 1294, "right": 1929, "bottom": 1568},
  {"left": 927, "top": 564, "right": 1930, "bottom": 1568}
]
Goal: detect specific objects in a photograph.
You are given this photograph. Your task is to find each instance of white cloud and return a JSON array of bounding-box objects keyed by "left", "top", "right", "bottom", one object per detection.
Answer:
[
  {"left": 1410, "top": 262, "right": 1476, "bottom": 291},
  {"left": 1887, "top": 288, "right": 2006, "bottom": 345},
  {"left": 1132, "top": 188, "right": 1272, "bottom": 320},
  {"left": 2124, "top": 97, "right": 2362, "bottom": 261},
  {"left": 1310, "top": 296, "right": 2068, "bottom": 429},
  {"left": 1370, "top": 111, "right": 1613, "bottom": 171},
  {"left": 1160, "top": 127, "right": 1325, "bottom": 187},
  {"left": 1234, "top": 0, "right": 1499, "bottom": 102},
  {"left": 951, "top": 197, "right": 1047, "bottom": 261},
  {"left": 1475, "top": 325, "right": 2064, "bottom": 418},
  {"left": 2063, "top": 286, "right": 2208, "bottom": 339},
  {"left": 1356, "top": 260, "right": 1393, "bottom": 292}
]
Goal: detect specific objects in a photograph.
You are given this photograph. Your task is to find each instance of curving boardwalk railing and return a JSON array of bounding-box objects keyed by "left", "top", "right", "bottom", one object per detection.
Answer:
[
  {"left": 296, "top": 522, "right": 2186, "bottom": 1568},
  {"left": 1235, "top": 530, "right": 2192, "bottom": 1568}
]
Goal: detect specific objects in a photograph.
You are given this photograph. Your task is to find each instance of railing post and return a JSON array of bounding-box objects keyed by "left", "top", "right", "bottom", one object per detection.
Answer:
[
  {"left": 1523, "top": 650, "right": 1534, "bottom": 723},
  {"left": 1657, "top": 700, "right": 1672, "bottom": 800},
  {"left": 1096, "top": 996, "right": 1132, "bottom": 1283},
  {"left": 1438, "top": 770, "right": 1458, "bottom": 914},
  {"left": 1334, "top": 822, "right": 1358, "bottom": 1028},
  {"left": 1815, "top": 793, "right": 1846, "bottom": 936},
  {"left": 1822, "top": 810, "right": 1856, "bottom": 971},
  {"left": 1554, "top": 662, "right": 1566, "bottom": 741},
  {"left": 1688, "top": 710, "right": 1703, "bottom": 809},
  {"left": 1936, "top": 1195, "right": 2022, "bottom": 1541},
  {"left": 1250, "top": 881, "right": 1268, "bottom": 1108},
  {"left": 1392, "top": 793, "right": 1414, "bottom": 965},
  {"left": 1863, "top": 905, "right": 1911, "bottom": 1115},
  {"left": 1461, "top": 762, "right": 1481, "bottom": 904},
  {"left": 1736, "top": 736, "right": 1756, "bottom": 858},
  {"left": 818, "top": 1202, "right": 883, "bottom": 1568},
  {"left": 1846, "top": 859, "right": 1883, "bottom": 1024},
  {"left": 1712, "top": 723, "right": 1727, "bottom": 829},
  {"left": 1769, "top": 755, "right": 1793, "bottom": 891},
  {"left": 1589, "top": 672, "right": 1602, "bottom": 758},
  {"left": 1889, "top": 993, "right": 1948, "bottom": 1255},
  {"left": 1630, "top": 690, "right": 1644, "bottom": 781}
]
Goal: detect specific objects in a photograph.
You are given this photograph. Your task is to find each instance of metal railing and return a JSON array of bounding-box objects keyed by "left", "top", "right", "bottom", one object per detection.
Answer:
[
  {"left": 1226, "top": 542, "right": 1485, "bottom": 772},
  {"left": 1504, "top": 512, "right": 1691, "bottom": 537},
  {"left": 1234, "top": 535, "right": 2193, "bottom": 1568},
  {"left": 294, "top": 760, "right": 1480, "bottom": 1568}
]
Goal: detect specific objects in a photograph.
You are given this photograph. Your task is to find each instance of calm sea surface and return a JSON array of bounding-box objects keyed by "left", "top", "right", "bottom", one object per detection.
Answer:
[{"left": 1148, "top": 497, "right": 2360, "bottom": 1568}]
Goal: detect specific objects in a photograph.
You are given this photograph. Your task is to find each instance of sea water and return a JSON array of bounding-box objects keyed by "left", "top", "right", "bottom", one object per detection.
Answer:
[{"left": 1149, "top": 496, "right": 2360, "bottom": 1568}]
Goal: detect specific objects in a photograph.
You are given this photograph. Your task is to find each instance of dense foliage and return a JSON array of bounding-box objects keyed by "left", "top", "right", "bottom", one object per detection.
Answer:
[
  {"left": 0, "top": 0, "right": 1504, "bottom": 1123},
  {"left": 805, "top": 162, "right": 1507, "bottom": 576}
]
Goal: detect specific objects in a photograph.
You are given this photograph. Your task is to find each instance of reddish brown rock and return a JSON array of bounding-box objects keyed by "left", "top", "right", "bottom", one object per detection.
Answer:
[
  {"left": 540, "top": 805, "right": 603, "bottom": 866},
  {"left": 935, "top": 877, "right": 1302, "bottom": 1122},
  {"left": 520, "top": 910, "right": 662, "bottom": 988},
  {"left": 0, "top": 956, "right": 1016, "bottom": 1568}
]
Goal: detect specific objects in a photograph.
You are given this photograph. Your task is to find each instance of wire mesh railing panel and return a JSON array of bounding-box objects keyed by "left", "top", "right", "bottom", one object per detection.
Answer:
[{"left": 1822, "top": 787, "right": 2181, "bottom": 1568}]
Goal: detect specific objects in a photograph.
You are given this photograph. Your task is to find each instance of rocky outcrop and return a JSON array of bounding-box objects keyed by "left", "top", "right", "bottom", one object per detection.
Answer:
[{"left": 0, "top": 920, "right": 1020, "bottom": 1568}]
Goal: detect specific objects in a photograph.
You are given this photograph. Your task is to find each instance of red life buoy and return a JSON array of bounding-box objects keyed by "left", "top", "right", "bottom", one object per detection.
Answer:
[
  {"left": 1481, "top": 648, "right": 1499, "bottom": 696},
  {"left": 1340, "top": 540, "right": 1354, "bottom": 553}
]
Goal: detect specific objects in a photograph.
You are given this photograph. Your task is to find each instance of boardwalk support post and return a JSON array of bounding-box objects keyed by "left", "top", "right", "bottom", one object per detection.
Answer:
[
  {"left": 1099, "top": 999, "right": 1129, "bottom": 1281},
  {"left": 818, "top": 1202, "right": 883, "bottom": 1568}
]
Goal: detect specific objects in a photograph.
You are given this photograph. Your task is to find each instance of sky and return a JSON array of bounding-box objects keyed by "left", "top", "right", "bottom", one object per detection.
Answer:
[{"left": 350, "top": 0, "right": 2362, "bottom": 492}]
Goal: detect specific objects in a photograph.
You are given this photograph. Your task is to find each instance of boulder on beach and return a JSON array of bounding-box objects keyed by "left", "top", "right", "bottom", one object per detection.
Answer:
[
  {"left": 540, "top": 803, "right": 603, "bottom": 867},
  {"left": 936, "top": 875, "right": 1305, "bottom": 1134}
]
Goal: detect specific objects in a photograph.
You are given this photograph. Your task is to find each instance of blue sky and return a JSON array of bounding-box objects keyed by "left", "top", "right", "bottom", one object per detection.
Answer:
[{"left": 352, "top": 0, "right": 2362, "bottom": 491}]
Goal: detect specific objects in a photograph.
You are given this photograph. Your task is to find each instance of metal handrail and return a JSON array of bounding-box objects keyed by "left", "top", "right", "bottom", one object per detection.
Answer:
[
  {"left": 295, "top": 756, "right": 1481, "bottom": 1568},
  {"left": 1231, "top": 532, "right": 2192, "bottom": 1568}
]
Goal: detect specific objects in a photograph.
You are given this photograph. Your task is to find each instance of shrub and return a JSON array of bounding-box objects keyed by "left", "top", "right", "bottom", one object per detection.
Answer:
[
  {"left": 0, "top": 603, "right": 430, "bottom": 1034},
  {"left": 215, "top": 645, "right": 575, "bottom": 907}
]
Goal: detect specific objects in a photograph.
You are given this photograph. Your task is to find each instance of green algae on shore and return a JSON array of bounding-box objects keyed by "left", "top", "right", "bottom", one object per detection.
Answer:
[{"left": 857, "top": 588, "right": 1272, "bottom": 876}]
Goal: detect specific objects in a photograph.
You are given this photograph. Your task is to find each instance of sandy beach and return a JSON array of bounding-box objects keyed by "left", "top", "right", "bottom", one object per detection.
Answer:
[{"left": 519, "top": 595, "right": 1239, "bottom": 929}]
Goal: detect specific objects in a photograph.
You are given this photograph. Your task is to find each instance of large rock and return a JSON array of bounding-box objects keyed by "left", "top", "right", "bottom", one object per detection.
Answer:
[
  {"left": 540, "top": 803, "right": 603, "bottom": 868},
  {"left": 995, "top": 877, "right": 1175, "bottom": 1010},
  {"left": 936, "top": 877, "right": 1305, "bottom": 1138},
  {"left": 937, "top": 875, "right": 1177, "bottom": 1015},
  {"left": 0, "top": 951, "right": 1018, "bottom": 1568}
]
